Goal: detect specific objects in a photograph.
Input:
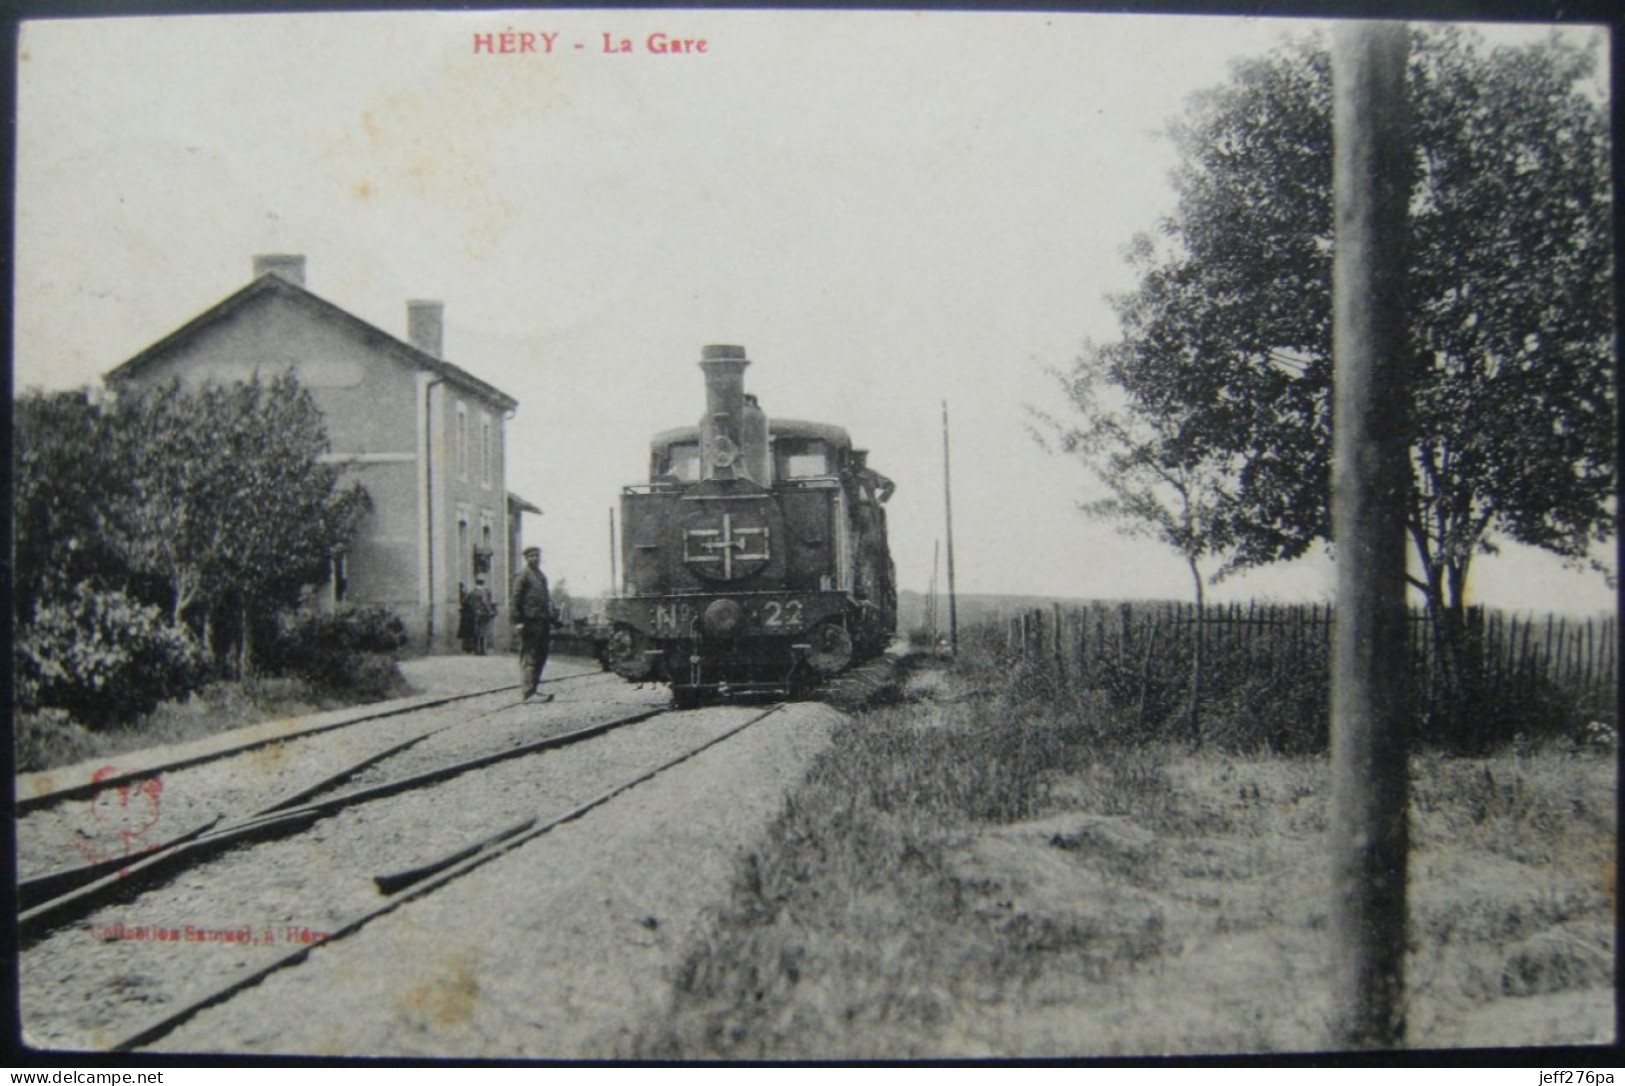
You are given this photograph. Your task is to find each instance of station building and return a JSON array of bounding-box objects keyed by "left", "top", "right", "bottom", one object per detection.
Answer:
[{"left": 104, "top": 254, "right": 538, "bottom": 653}]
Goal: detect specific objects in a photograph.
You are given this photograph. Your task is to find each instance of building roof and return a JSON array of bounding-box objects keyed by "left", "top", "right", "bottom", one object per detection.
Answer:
[
  {"left": 507, "top": 492, "right": 543, "bottom": 515},
  {"left": 103, "top": 272, "right": 519, "bottom": 412}
]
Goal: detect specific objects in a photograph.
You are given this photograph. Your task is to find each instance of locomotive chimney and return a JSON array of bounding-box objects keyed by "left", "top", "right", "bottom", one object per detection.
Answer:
[
  {"left": 699, "top": 344, "right": 750, "bottom": 481},
  {"left": 407, "top": 300, "right": 444, "bottom": 358}
]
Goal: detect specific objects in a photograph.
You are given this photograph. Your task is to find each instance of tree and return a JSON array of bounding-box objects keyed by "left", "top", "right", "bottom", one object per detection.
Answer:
[
  {"left": 12, "top": 387, "right": 212, "bottom": 725},
  {"left": 107, "top": 379, "right": 220, "bottom": 628},
  {"left": 109, "top": 374, "right": 370, "bottom": 671},
  {"left": 12, "top": 388, "right": 135, "bottom": 624},
  {"left": 1051, "top": 27, "right": 1613, "bottom": 694},
  {"left": 1033, "top": 343, "right": 1243, "bottom": 741}
]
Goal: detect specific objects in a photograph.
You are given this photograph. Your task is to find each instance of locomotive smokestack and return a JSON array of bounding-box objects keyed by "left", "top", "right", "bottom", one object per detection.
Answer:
[{"left": 699, "top": 344, "right": 750, "bottom": 481}]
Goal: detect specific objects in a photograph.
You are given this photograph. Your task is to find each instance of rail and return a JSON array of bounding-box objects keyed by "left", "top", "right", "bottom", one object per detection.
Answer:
[
  {"left": 109, "top": 702, "right": 787, "bottom": 1053},
  {"left": 18, "top": 701, "right": 669, "bottom": 939}
]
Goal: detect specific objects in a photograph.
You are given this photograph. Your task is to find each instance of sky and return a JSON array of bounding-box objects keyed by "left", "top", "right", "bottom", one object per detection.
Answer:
[{"left": 13, "top": 8, "right": 1617, "bottom": 615}]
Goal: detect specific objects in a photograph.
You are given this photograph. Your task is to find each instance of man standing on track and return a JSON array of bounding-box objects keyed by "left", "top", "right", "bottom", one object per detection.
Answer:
[{"left": 511, "top": 545, "right": 555, "bottom": 701}]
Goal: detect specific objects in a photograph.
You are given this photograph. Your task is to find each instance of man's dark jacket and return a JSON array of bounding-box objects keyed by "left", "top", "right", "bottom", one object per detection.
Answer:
[{"left": 510, "top": 565, "right": 552, "bottom": 625}]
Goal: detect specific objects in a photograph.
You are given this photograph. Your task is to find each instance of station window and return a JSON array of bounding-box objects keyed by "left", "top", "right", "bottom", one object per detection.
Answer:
[
  {"left": 476, "top": 519, "right": 494, "bottom": 576},
  {"left": 481, "top": 415, "right": 493, "bottom": 488},
  {"left": 455, "top": 402, "right": 469, "bottom": 481},
  {"left": 458, "top": 517, "right": 471, "bottom": 585}
]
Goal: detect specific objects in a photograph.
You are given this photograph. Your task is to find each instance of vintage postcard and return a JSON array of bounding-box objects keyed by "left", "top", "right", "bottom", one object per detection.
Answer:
[{"left": 11, "top": 5, "right": 1616, "bottom": 1062}]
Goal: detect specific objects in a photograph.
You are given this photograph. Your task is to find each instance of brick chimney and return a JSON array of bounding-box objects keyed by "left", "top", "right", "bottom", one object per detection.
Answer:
[
  {"left": 252, "top": 253, "right": 306, "bottom": 286},
  {"left": 407, "top": 300, "right": 444, "bottom": 358}
]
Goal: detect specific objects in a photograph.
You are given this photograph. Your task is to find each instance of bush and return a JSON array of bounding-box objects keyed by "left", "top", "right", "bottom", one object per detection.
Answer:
[
  {"left": 256, "top": 605, "right": 410, "bottom": 697},
  {"left": 13, "top": 709, "right": 102, "bottom": 773},
  {"left": 15, "top": 585, "right": 210, "bottom": 729}
]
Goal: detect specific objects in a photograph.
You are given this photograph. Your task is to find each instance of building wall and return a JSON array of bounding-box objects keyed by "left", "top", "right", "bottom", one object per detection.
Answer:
[
  {"left": 429, "top": 386, "right": 512, "bottom": 653},
  {"left": 113, "top": 289, "right": 516, "bottom": 655},
  {"left": 338, "top": 459, "right": 421, "bottom": 618},
  {"left": 412, "top": 349, "right": 516, "bottom": 655}
]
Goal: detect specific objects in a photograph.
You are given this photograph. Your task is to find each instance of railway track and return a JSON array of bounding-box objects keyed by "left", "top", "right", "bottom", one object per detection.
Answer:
[
  {"left": 18, "top": 690, "right": 793, "bottom": 1053},
  {"left": 110, "top": 702, "right": 785, "bottom": 1052},
  {"left": 18, "top": 700, "right": 671, "bottom": 935},
  {"left": 15, "top": 668, "right": 605, "bottom": 813},
  {"left": 14, "top": 668, "right": 611, "bottom": 889}
]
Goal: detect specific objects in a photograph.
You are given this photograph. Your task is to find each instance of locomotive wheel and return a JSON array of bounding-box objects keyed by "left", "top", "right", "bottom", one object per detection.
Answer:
[
  {"left": 805, "top": 621, "right": 854, "bottom": 675},
  {"left": 605, "top": 625, "right": 653, "bottom": 680}
]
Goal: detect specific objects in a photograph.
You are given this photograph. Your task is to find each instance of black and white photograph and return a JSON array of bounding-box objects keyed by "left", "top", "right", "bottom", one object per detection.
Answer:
[{"left": 9, "top": 4, "right": 1617, "bottom": 1062}]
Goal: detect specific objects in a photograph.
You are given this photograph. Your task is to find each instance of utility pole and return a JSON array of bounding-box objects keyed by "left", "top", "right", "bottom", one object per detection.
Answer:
[
  {"left": 928, "top": 539, "right": 940, "bottom": 652},
  {"left": 1329, "top": 20, "right": 1413, "bottom": 1051},
  {"left": 942, "top": 400, "right": 959, "bottom": 657},
  {"left": 608, "top": 507, "right": 618, "bottom": 597}
]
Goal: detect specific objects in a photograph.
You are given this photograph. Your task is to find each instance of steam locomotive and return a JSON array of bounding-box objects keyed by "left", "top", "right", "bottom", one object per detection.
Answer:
[{"left": 604, "top": 345, "right": 896, "bottom": 705}]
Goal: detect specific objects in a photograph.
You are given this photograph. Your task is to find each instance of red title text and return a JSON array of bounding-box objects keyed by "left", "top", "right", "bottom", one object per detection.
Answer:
[{"left": 473, "top": 30, "right": 710, "bottom": 56}]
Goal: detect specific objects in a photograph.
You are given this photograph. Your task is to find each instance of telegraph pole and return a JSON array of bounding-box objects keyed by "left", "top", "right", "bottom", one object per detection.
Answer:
[
  {"left": 942, "top": 400, "right": 958, "bottom": 657},
  {"left": 928, "top": 540, "right": 940, "bottom": 651},
  {"left": 608, "top": 507, "right": 618, "bottom": 597},
  {"left": 1329, "top": 20, "right": 1413, "bottom": 1050}
]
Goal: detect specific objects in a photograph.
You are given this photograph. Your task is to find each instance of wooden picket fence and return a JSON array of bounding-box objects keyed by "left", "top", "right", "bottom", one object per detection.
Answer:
[{"left": 991, "top": 601, "right": 1616, "bottom": 750}]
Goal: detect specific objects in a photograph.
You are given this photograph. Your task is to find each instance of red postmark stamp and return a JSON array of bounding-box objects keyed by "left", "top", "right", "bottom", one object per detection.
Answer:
[{"left": 74, "top": 766, "right": 165, "bottom": 867}]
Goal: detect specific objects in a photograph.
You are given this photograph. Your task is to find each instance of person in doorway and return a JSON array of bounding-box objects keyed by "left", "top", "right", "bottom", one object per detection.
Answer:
[
  {"left": 456, "top": 582, "right": 476, "bottom": 653},
  {"left": 469, "top": 575, "right": 496, "bottom": 655},
  {"left": 510, "top": 545, "right": 556, "bottom": 700}
]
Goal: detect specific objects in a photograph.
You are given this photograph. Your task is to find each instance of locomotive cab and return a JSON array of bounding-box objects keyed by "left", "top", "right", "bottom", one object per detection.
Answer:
[{"left": 605, "top": 345, "right": 895, "bottom": 704}]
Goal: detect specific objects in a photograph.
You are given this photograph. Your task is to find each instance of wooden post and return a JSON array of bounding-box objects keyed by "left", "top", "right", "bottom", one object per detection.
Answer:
[
  {"left": 942, "top": 401, "right": 959, "bottom": 658},
  {"left": 1329, "top": 20, "right": 1413, "bottom": 1051},
  {"left": 1602, "top": 618, "right": 1617, "bottom": 705},
  {"left": 1075, "top": 607, "right": 1086, "bottom": 686},
  {"left": 928, "top": 540, "right": 940, "bottom": 651},
  {"left": 1188, "top": 600, "right": 1205, "bottom": 745},
  {"left": 608, "top": 506, "right": 618, "bottom": 596},
  {"left": 1487, "top": 611, "right": 1504, "bottom": 721},
  {"left": 1136, "top": 615, "right": 1161, "bottom": 733},
  {"left": 1053, "top": 602, "right": 1065, "bottom": 677},
  {"left": 1581, "top": 618, "right": 1594, "bottom": 701}
]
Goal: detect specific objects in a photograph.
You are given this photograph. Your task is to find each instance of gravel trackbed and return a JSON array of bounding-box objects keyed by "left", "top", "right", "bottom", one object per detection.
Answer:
[{"left": 128, "top": 701, "right": 841, "bottom": 1058}]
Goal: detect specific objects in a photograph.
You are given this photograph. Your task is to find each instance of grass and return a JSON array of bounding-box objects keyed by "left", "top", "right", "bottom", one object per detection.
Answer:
[
  {"left": 632, "top": 652, "right": 1617, "bottom": 1058},
  {"left": 14, "top": 662, "right": 413, "bottom": 774}
]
